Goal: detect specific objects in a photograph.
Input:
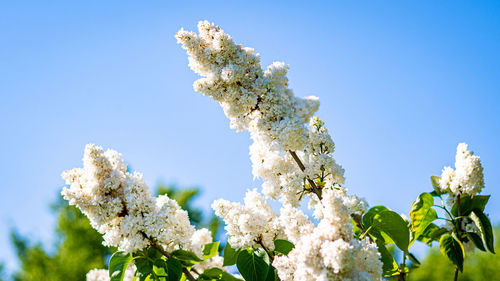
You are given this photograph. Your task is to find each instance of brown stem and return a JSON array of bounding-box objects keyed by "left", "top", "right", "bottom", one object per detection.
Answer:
[
  {"left": 150, "top": 241, "right": 197, "bottom": 281},
  {"left": 399, "top": 253, "right": 407, "bottom": 281},
  {"left": 454, "top": 267, "right": 459, "bottom": 281},
  {"left": 288, "top": 150, "right": 322, "bottom": 200},
  {"left": 255, "top": 238, "right": 274, "bottom": 262},
  {"left": 140, "top": 232, "right": 197, "bottom": 281},
  {"left": 121, "top": 205, "right": 196, "bottom": 280},
  {"left": 351, "top": 214, "right": 374, "bottom": 243}
]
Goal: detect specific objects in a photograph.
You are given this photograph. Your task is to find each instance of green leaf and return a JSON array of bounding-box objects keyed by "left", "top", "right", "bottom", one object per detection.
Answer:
[
  {"left": 109, "top": 251, "right": 134, "bottom": 281},
  {"left": 153, "top": 259, "right": 168, "bottom": 276},
  {"left": 197, "top": 268, "right": 222, "bottom": 281},
  {"left": 373, "top": 210, "right": 410, "bottom": 252},
  {"left": 417, "top": 223, "right": 438, "bottom": 242},
  {"left": 362, "top": 206, "right": 391, "bottom": 243},
  {"left": 451, "top": 195, "right": 490, "bottom": 216},
  {"left": 439, "top": 234, "right": 464, "bottom": 272},
  {"left": 430, "top": 227, "right": 449, "bottom": 241},
  {"left": 430, "top": 175, "right": 442, "bottom": 196},
  {"left": 198, "top": 268, "right": 243, "bottom": 281},
  {"left": 171, "top": 249, "right": 202, "bottom": 266},
  {"left": 236, "top": 249, "right": 269, "bottom": 281},
  {"left": 265, "top": 266, "right": 278, "bottom": 281},
  {"left": 273, "top": 239, "right": 295, "bottom": 255},
  {"left": 431, "top": 176, "right": 443, "bottom": 196},
  {"left": 145, "top": 247, "right": 163, "bottom": 260},
  {"left": 166, "top": 258, "right": 182, "bottom": 281},
  {"left": 379, "top": 231, "right": 395, "bottom": 245},
  {"left": 223, "top": 242, "right": 240, "bottom": 266},
  {"left": 417, "top": 223, "right": 448, "bottom": 246},
  {"left": 410, "top": 192, "right": 438, "bottom": 245},
  {"left": 135, "top": 257, "right": 154, "bottom": 281},
  {"left": 470, "top": 209, "right": 495, "bottom": 253},
  {"left": 375, "top": 239, "right": 399, "bottom": 277},
  {"left": 466, "top": 232, "right": 486, "bottom": 252},
  {"left": 203, "top": 242, "right": 220, "bottom": 260},
  {"left": 362, "top": 206, "right": 389, "bottom": 228}
]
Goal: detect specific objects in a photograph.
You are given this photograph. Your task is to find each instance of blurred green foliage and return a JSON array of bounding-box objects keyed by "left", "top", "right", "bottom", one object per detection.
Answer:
[
  {"left": 407, "top": 227, "right": 500, "bottom": 281},
  {"left": 10, "top": 183, "right": 220, "bottom": 281},
  {"left": 11, "top": 196, "right": 111, "bottom": 281},
  {"left": 382, "top": 228, "right": 499, "bottom": 281},
  {"left": 0, "top": 263, "right": 6, "bottom": 281}
]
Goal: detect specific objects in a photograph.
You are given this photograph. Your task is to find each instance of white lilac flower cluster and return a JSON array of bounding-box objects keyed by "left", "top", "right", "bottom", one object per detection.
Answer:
[
  {"left": 176, "top": 21, "right": 344, "bottom": 207},
  {"left": 175, "top": 21, "right": 318, "bottom": 149},
  {"left": 212, "top": 189, "right": 285, "bottom": 250},
  {"left": 61, "top": 144, "right": 204, "bottom": 256},
  {"left": 273, "top": 189, "right": 382, "bottom": 281},
  {"left": 86, "top": 266, "right": 135, "bottom": 281},
  {"left": 178, "top": 21, "right": 381, "bottom": 280},
  {"left": 439, "top": 143, "right": 484, "bottom": 198}
]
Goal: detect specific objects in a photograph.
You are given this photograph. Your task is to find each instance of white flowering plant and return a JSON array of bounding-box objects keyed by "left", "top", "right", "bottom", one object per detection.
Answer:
[{"left": 62, "top": 21, "right": 495, "bottom": 281}]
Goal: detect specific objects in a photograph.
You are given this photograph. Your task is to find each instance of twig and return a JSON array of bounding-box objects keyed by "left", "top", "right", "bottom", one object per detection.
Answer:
[
  {"left": 399, "top": 253, "right": 407, "bottom": 281},
  {"left": 288, "top": 150, "right": 323, "bottom": 200},
  {"left": 140, "top": 232, "right": 197, "bottom": 281},
  {"left": 150, "top": 241, "right": 197, "bottom": 281},
  {"left": 255, "top": 238, "right": 274, "bottom": 262},
  {"left": 351, "top": 214, "right": 374, "bottom": 243}
]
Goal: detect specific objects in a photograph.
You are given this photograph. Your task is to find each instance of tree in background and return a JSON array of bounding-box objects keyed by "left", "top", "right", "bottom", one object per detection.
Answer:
[
  {"left": 0, "top": 263, "right": 6, "bottom": 281},
  {"left": 10, "top": 183, "right": 219, "bottom": 281},
  {"left": 11, "top": 196, "right": 111, "bottom": 281}
]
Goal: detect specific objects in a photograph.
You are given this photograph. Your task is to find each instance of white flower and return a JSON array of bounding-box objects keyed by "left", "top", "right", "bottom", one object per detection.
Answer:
[
  {"left": 278, "top": 205, "right": 314, "bottom": 244},
  {"left": 439, "top": 143, "right": 484, "bottom": 197},
  {"left": 193, "top": 256, "right": 224, "bottom": 274},
  {"left": 62, "top": 144, "right": 197, "bottom": 255},
  {"left": 212, "top": 189, "right": 284, "bottom": 250},
  {"left": 86, "top": 269, "right": 109, "bottom": 281},
  {"left": 87, "top": 265, "right": 135, "bottom": 281}
]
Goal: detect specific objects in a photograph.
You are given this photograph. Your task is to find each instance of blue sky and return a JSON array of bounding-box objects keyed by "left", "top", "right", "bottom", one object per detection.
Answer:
[{"left": 1, "top": 0, "right": 499, "bottom": 274}]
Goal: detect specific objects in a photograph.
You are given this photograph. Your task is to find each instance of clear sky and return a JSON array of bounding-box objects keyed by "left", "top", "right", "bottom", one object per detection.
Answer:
[{"left": 1, "top": 0, "right": 499, "bottom": 274}]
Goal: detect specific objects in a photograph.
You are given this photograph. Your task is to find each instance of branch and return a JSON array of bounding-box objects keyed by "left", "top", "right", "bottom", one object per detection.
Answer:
[
  {"left": 140, "top": 232, "right": 197, "bottom": 281},
  {"left": 255, "top": 238, "right": 274, "bottom": 262},
  {"left": 288, "top": 150, "right": 322, "bottom": 200},
  {"left": 399, "top": 253, "right": 407, "bottom": 281},
  {"left": 150, "top": 241, "right": 197, "bottom": 281},
  {"left": 351, "top": 214, "right": 376, "bottom": 248}
]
